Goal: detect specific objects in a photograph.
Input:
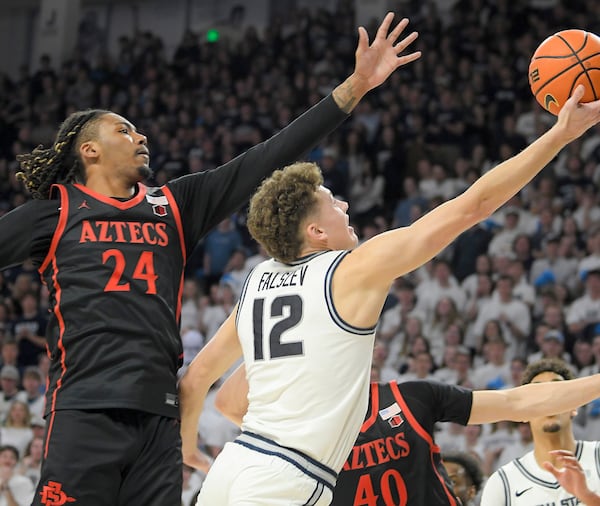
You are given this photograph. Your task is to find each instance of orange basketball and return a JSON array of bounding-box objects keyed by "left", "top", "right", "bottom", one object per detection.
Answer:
[{"left": 528, "top": 29, "right": 600, "bottom": 115}]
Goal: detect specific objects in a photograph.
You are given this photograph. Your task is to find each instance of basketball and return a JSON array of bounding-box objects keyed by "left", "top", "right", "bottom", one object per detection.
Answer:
[{"left": 528, "top": 29, "right": 600, "bottom": 115}]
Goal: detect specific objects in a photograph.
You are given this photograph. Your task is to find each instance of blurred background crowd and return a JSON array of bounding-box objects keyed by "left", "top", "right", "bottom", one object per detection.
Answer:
[{"left": 1, "top": 0, "right": 600, "bottom": 504}]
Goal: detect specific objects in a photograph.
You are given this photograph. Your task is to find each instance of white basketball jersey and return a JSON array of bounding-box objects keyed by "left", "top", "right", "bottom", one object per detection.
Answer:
[
  {"left": 236, "top": 250, "right": 376, "bottom": 472},
  {"left": 481, "top": 440, "right": 600, "bottom": 505}
]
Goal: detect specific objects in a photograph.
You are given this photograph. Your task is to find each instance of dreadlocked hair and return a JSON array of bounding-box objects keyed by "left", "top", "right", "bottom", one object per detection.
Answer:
[{"left": 16, "top": 109, "right": 110, "bottom": 199}]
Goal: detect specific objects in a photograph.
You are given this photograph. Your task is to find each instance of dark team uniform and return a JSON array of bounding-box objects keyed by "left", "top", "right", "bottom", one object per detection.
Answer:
[
  {"left": 332, "top": 380, "right": 473, "bottom": 506},
  {"left": 0, "top": 95, "right": 348, "bottom": 506}
]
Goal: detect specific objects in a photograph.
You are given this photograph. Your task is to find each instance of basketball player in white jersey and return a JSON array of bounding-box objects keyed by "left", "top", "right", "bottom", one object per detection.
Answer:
[
  {"left": 179, "top": 86, "right": 600, "bottom": 504},
  {"left": 482, "top": 358, "right": 600, "bottom": 506}
]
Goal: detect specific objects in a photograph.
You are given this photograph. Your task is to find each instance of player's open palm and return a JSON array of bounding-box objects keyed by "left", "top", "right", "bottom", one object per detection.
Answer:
[
  {"left": 543, "top": 450, "right": 591, "bottom": 500},
  {"left": 353, "top": 12, "right": 421, "bottom": 90}
]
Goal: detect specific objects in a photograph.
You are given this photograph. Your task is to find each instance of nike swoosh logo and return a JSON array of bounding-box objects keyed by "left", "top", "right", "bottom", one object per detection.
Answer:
[
  {"left": 515, "top": 487, "right": 532, "bottom": 497},
  {"left": 544, "top": 94, "right": 558, "bottom": 111}
]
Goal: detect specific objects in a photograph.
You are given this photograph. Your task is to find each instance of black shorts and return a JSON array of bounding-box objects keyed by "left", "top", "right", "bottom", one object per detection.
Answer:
[{"left": 32, "top": 409, "right": 182, "bottom": 506}]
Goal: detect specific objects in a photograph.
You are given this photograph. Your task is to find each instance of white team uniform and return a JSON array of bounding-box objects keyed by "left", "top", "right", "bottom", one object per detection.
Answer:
[
  {"left": 197, "top": 251, "right": 376, "bottom": 505},
  {"left": 481, "top": 440, "right": 600, "bottom": 506}
]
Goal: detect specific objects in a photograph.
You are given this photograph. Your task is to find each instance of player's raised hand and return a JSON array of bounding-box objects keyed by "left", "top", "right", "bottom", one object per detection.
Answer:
[
  {"left": 353, "top": 13, "right": 421, "bottom": 91},
  {"left": 554, "top": 85, "right": 600, "bottom": 144},
  {"left": 542, "top": 449, "right": 596, "bottom": 502}
]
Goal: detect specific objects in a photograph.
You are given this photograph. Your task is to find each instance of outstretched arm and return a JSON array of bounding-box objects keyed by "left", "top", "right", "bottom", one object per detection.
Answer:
[
  {"left": 333, "top": 86, "right": 600, "bottom": 329},
  {"left": 178, "top": 310, "right": 242, "bottom": 472},
  {"left": 542, "top": 450, "right": 600, "bottom": 505},
  {"left": 468, "top": 373, "right": 600, "bottom": 424},
  {"left": 171, "top": 13, "right": 421, "bottom": 246}
]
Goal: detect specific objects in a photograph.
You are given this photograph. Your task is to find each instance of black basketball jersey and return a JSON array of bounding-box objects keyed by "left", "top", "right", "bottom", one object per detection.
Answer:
[
  {"left": 331, "top": 380, "right": 473, "bottom": 506},
  {"left": 39, "top": 183, "right": 186, "bottom": 418}
]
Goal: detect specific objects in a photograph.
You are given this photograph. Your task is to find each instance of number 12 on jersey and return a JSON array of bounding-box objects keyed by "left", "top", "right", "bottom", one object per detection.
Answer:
[{"left": 252, "top": 295, "right": 304, "bottom": 360}]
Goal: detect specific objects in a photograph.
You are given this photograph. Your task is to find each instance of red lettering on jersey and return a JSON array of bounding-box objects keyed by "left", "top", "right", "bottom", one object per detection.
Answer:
[
  {"left": 344, "top": 433, "right": 412, "bottom": 471},
  {"left": 381, "top": 469, "right": 407, "bottom": 506},
  {"left": 373, "top": 439, "right": 390, "bottom": 464},
  {"left": 98, "top": 220, "right": 111, "bottom": 242},
  {"left": 394, "top": 432, "right": 410, "bottom": 457},
  {"left": 127, "top": 222, "right": 144, "bottom": 243},
  {"left": 141, "top": 223, "right": 157, "bottom": 245},
  {"left": 354, "top": 475, "right": 379, "bottom": 506},
  {"left": 385, "top": 437, "right": 401, "bottom": 460},
  {"left": 363, "top": 441, "right": 378, "bottom": 468},
  {"left": 155, "top": 222, "right": 168, "bottom": 246},
  {"left": 347, "top": 446, "right": 363, "bottom": 471},
  {"left": 111, "top": 221, "right": 127, "bottom": 242},
  {"left": 80, "top": 220, "right": 169, "bottom": 246},
  {"left": 79, "top": 220, "right": 98, "bottom": 242}
]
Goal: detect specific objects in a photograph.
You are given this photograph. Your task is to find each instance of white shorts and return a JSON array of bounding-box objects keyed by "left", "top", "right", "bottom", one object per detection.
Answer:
[{"left": 196, "top": 434, "right": 335, "bottom": 506}]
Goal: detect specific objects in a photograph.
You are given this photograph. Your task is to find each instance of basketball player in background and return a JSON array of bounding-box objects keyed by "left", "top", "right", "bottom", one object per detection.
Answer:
[
  {"left": 442, "top": 451, "right": 484, "bottom": 506},
  {"left": 180, "top": 85, "right": 600, "bottom": 505},
  {"left": 0, "top": 12, "right": 421, "bottom": 505},
  {"left": 212, "top": 357, "right": 594, "bottom": 506},
  {"left": 481, "top": 358, "right": 600, "bottom": 506}
]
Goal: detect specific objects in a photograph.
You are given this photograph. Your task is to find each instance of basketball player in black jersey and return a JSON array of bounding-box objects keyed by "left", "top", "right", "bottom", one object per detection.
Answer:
[
  {"left": 0, "top": 13, "right": 421, "bottom": 506},
  {"left": 215, "top": 363, "right": 600, "bottom": 505}
]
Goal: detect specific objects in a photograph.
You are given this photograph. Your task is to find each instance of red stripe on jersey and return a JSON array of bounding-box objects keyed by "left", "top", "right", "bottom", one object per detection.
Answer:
[
  {"left": 72, "top": 182, "right": 147, "bottom": 209},
  {"left": 48, "top": 254, "right": 68, "bottom": 415},
  {"left": 360, "top": 382, "right": 380, "bottom": 432},
  {"left": 162, "top": 185, "right": 186, "bottom": 323},
  {"left": 38, "top": 185, "right": 70, "bottom": 446},
  {"left": 39, "top": 185, "right": 69, "bottom": 275},
  {"left": 389, "top": 381, "right": 458, "bottom": 506}
]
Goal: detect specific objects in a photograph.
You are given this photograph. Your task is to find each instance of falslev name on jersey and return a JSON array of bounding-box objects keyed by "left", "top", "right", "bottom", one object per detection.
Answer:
[{"left": 257, "top": 265, "right": 308, "bottom": 292}]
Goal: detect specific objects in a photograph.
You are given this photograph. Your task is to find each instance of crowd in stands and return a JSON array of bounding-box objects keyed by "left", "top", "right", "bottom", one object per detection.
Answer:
[{"left": 1, "top": 0, "right": 600, "bottom": 503}]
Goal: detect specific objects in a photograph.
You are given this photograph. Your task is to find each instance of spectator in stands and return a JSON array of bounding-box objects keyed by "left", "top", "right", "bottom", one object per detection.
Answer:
[
  {"left": 15, "top": 367, "right": 44, "bottom": 419},
  {"left": 567, "top": 269, "right": 600, "bottom": 340},
  {"left": 10, "top": 292, "right": 46, "bottom": 369},
  {"left": 0, "top": 400, "right": 32, "bottom": 460},
  {"left": 0, "top": 366, "right": 21, "bottom": 423},
  {"left": 0, "top": 444, "right": 34, "bottom": 505},
  {"left": 18, "top": 436, "right": 43, "bottom": 488}
]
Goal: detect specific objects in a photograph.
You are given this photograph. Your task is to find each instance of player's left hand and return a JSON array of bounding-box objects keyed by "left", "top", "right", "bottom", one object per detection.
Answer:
[
  {"left": 353, "top": 13, "right": 421, "bottom": 91},
  {"left": 543, "top": 449, "right": 590, "bottom": 500}
]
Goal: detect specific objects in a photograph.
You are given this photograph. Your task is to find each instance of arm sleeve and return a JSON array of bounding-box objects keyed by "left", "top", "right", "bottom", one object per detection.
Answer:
[
  {"left": 425, "top": 380, "right": 473, "bottom": 425},
  {"left": 0, "top": 200, "right": 58, "bottom": 270},
  {"left": 479, "top": 471, "right": 506, "bottom": 506},
  {"left": 399, "top": 380, "right": 473, "bottom": 425},
  {"left": 167, "top": 94, "right": 349, "bottom": 250}
]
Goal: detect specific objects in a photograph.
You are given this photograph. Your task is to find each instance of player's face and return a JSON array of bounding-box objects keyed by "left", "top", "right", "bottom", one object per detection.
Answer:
[
  {"left": 312, "top": 186, "right": 358, "bottom": 250},
  {"left": 442, "top": 461, "right": 473, "bottom": 505},
  {"left": 91, "top": 113, "right": 151, "bottom": 182},
  {"left": 528, "top": 371, "right": 574, "bottom": 434}
]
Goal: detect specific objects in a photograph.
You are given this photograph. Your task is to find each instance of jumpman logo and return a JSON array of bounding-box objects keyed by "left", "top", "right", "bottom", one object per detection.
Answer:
[{"left": 78, "top": 200, "right": 90, "bottom": 210}]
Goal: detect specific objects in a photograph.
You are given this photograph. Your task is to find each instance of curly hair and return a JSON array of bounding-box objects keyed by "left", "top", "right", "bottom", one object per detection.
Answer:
[
  {"left": 16, "top": 109, "right": 110, "bottom": 199},
  {"left": 521, "top": 357, "right": 574, "bottom": 385},
  {"left": 442, "top": 450, "right": 484, "bottom": 492},
  {"left": 247, "top": 162, "right": 323, "bottom": 263}
]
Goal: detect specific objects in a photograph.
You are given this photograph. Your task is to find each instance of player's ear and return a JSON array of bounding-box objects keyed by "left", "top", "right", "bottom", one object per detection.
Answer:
[
  {"left": 80, "top": 141, "right": 100, "bottom": 163},
  {"left": 305, "top": 220, "right": 326, "bottom": 242}
]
